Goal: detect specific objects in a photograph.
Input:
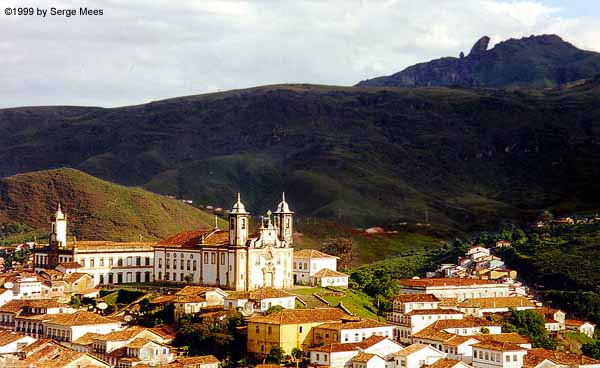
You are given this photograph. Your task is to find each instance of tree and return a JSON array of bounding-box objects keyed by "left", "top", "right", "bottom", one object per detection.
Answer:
[
  {"left": 502, "top": 309, "right": 556, "bottom": 349},
  {"left": 291, "top": 347, "right": 303, "bottom": 368},
  {"left": 266, "top": 345, "right": 285, "bottom": 364},
  {"left": 582, "top": 339, "right": 600, "bottom": 360},
  {"left": 320, "top": 238, "right": 354, "bottom": 269}
]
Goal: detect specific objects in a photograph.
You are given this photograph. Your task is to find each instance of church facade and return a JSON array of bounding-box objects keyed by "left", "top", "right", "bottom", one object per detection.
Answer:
[
  {"left": 32, "top": 193, "right": 295, "bottom": 291},
  {"left": 153, "top": 193, "right": 295, "bottom": 291}
]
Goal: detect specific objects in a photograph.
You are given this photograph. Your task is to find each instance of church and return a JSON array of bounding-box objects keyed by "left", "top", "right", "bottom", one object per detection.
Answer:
[
  {"left": 33, "top": 193, "right": 295, "bottom": 291},
  {"left": 153, "top": 193, "right": 295, "bottom": 291}
]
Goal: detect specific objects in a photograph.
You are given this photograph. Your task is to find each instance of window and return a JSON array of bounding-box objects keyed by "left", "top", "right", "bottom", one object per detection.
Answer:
[
  {"left": 513, "top": 354, "right": 518, "bottom": 362},
  {"left": 99, "top": 258, "right": 104, "bottom": 267},
  {"left": 485, "top": 352, "right": 489, "bottom": 360},
  {"left": 268, "top": 326, "right": 272, "bottom": 334},
  {"left": 158, "top": 272, "right": 162, "bottom": 280},
  {"left": 99, "top": 275, "right": 104, "bottom": 284},
  {"left": 79, "top": 258, "right": 86, "bottom": 267},
  {"left": 136, "top": 257, "right": 141, "bottom": 266},
  {"left": 316, "top": 354, "right": 320, "bottom": 360},
  {"left": 241, "top": 218, "right": 246, "bottom": 229},
  {"left": 293, "top": 262, "right": 297, "bottom": 268},
  {"left": 299, "top": 326, "right": 303, "bottom": 333},
  {"left": 285, "top": 217, "right": 290, "bottom": 228},
  {"left": 304, "top": 263, "right": 308, "bottom": 269},
  {"left": 165, "top": 272, "right": 170, "bottom": 280},
  {"left": 324, "top": 355, "right": 328, "bottom": 362},
  {"left": 90, "top": 258, "right": 95, "bottom": 267},
  {"left": 255, "top": 325, "right": 260, "bottom": 333},
  {"left": 298, "top": 263, "right": 302, "bottom": 269},
  {"left": 159, "top": 259, "right": 163, "bottom": 268},
  {"left": 173, "top": 259, "right": 177, "bottom": 269},
  {"left": 221, "top": 253, "right": 225, "bottom": 265},
  {"left": 109, "top": 258, "right": 113, "bottom": 266},
  {"left": 255, "top": 257, "right": 260, "bottom": 266},
  {"left": 211, "top": 253, "right": 216, "bottom": 264},
  {"left": 180, "top": 273, "right": 184, "bottom": 281},
  {"left": 145, "top": 257, "right": 151, "bottom": 266},
  {"left": 180, "top": 259, "right": 184, "bottom": 269},
  {"left": 117, "top": 258, "right": 123, "bottom": 266},
  {"left": 193, "top": 260, "right": 197, "bottom": 271},
  {"left": 204, "top": 253, "right": 209, "bottom": 264},
  {"left": 187, "top": 260, "right": 191, "bottom": 270}
]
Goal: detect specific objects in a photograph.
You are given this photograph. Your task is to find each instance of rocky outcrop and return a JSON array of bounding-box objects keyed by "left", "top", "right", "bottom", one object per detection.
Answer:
[{"left": 356, "top": 34, "right": 600, "bottom": 88}]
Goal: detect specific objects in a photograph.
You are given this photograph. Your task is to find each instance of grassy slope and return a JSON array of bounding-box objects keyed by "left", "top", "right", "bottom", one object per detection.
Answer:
[
  {"left": 287, "top": 287, "right": 379, "bottom": 319},
  {"left": 0, "top": 168, "right": 224, "bottom": 242}
]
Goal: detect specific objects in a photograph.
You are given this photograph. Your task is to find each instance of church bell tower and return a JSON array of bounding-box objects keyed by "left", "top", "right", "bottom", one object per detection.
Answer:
[
  {"left": 274, "top": 192, "right": 293, "bottom": 244},
  {"left": 50, "top": 203, "right": 67, "bottom": 248},
  {"left": 229, "top": 193, "right": 249, "bottom": 247}
]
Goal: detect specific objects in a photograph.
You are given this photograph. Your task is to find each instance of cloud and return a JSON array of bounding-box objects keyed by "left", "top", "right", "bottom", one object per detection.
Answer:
[{"left": 0, "top": 0, "right": 598, "bottom": 108}]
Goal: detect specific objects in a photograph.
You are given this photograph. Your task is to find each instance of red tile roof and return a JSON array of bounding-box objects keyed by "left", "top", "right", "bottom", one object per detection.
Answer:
[
  {"left": 249, "top": 308, "right": 348, "bottom": 325},
  {"left": 294, "top": 249, "right": 338, "bottom": 259},
  {"left": 309, "top": 335, "right": 389, "bottom": 353},
  {"left": 565, "top": 319, "right": 595, "bottom": 326},
  {"left": 405, "top": 309, "right": 463, "bottom": 316},
  {"left": 399, "top": 278, "right": 500, "bottom": 288},
  {"left": 393, "top": 294, "right": 440, "bottom": 303},
  {"left": 159, "top": 229, "right": 228, "bottom": 248},
  {"left": 526, "top": 348, "right": 600, "bottom": 366},
  {"left": 472, "top": 340, "right": 526, "bottom": 352}
]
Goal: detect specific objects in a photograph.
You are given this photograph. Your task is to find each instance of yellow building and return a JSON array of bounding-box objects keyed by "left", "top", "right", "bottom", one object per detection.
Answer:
[
  {"left": 477, "top": 268, "right": 517, "bottom": 280},
  {"left": 247, "top": 308, "right": 348, "bottom": 356}
]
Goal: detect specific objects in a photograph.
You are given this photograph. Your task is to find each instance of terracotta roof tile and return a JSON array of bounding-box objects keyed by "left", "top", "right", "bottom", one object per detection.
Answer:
[
  {"left": 394, "top": 343, "right": 433, "bottom": 357},
  {"left": 399, "top": 278, "right": 501, "bottom": 288},
  {"left": 352, "top": 353, "right": 377, "bottom": 363},
  {"left": 472, "top": 340, "right": 526, "bottom": 352},
  {"left": 228, "top": 287, "right": 294, "bottom": 300},
  {"left": 312, "top": 268, "right": 348, "bottom": 278},
  {"left": 317, "top": 318, "right": 391, "bottom": 331},
  {"left": 248, "top": 308, "right": 348, "bottom": 325},
  {"left": 526, "top": 348, "right": 600, "bottom": 366},
  {"left": 405, "top": 309, "right": 463, "bottom": 316},
  {"left": 0, "top": 331, "right": 30, "bottom": 346},
  {"left": 460, "top": 296, "right": 536, "bottom": 309},
  {"left": 565, "top": 319, "right": 595, "bottom": 326},
  {"left": 159, "top": 230, "right": 228, "bottom": 248},
  {"left": 469, "top": 333, "right": 530, "bottom": 345},
  {"left": 309, "top": 335, "right": 390, "bottom": 353},
  {"left": 177, "top": 355, "right": 220, "bottom": 365},
  {"left": 45, "top": 310, "right": 119, "bottom": 326},
  {"left": 56, "top": 261, "right": 82, "bottom": 269},
  {"left": 393, "top": 294, "right": 440, "bottom": 303},
  {"left": 294, "top": 249, "right": 338, "bottom": 259},
  {"left": 425, "top": 358, "right": 465, "bottom": 368}
]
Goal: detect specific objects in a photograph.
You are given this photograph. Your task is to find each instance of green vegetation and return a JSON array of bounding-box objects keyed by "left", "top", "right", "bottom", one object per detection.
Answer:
[
  {"left": 0, "top": 168, "right": 223, "bottom": 241},
  {"left": 174, "top": 311, "right": 246, "bottom": 364},
  {"left": 4, "top": 81, "right": 600, "bottom": 235},
  {"left": 582, "top": 339, "right": 600, "bottom": 360},
  {"left": 501, "top": 309, "right": 557, "bottom": 349}
]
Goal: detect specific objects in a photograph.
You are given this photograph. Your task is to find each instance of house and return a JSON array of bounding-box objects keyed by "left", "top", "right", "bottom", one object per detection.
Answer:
[
  {"left": 565, "top": 320, "right": 596, "bottom": 338},
  {"left": 533, "top": 308, "right": 565, "bottom": 331},
  {"left": 312, "top": 316, "right": 395, "bottom": 345},
  {"left": 425, "top": 358, "right": 473, "bottom": 368},
  {"left": 0, "top": 330, "right": 36, "bottom": 353},
  {"left": 466, "top": 246, "right": 490, "bottom": 261},
  {"left": 477, "top": 269, "right": 517, "bottom": 281},
  {"left": 224, "top": 287, "right": 295, "bottom": 315},
  {"left": 393, "top": 343, "right": 445, "bottom": 368},
  {"left": 390, "top": 294, "right": 441, "bottom": 314},
  {"left": 64, "top": 272, "right": 96, "bottom": 294},
  {"left": 0, "top": 288, "right": 14, "bottom": 307},
  {"left": 19, "top": 343, "right": 111, "bottom": 368},
  {"left": 458, "top": 297, "right": 536, "bottom": 317},
  {"left": 471, "top": 341, "right": 527, "bottom": 368},
  {"left": 352, "top": 352, "right": 387, "bottom": 368},
  {"left": 293, "top": 249, "right": 339, "bottom": 285},
  {"left": 309, "top": 335, "right": 403, "bottom": 368},
  {"left": 0, "top": 299, "right": 76, "bottom": 337},
  {"left": 398, "top": 279, "right": 509, "bottom": 302},
  {"left": 173, "top": 286, "right": 228, "bottom": 319},
  {"left": 247, "top": 307, "right": 349, "bottom": 356},
  {"left": 495, "top": 241, "right": 512, "bottom": 248},
  {"left": 55, "top": 262, "right": 83, "bottom": 274},
  {"left": 11, "top": 274, "right": 44, "bottom": 299},
  {"left": 310, "top": 268, "right": 349, "bottom": 288},
  {"left": 523, "top": 348, "right": 600, "bottom": 368},
  {"left": 155, "top": 355, "right": 220, "bottom": 368},
  {"left": 75, "top": 325, "right": 171, "bottom": 366},
  {"left": 120, "top": 337, "right": 175, "bottom": 367},
  {"left": 42, "top": 310, "right": 123, "bottom": 342},
  {"left": 391, "top": 308, "right": 464, "bottom": 343}
]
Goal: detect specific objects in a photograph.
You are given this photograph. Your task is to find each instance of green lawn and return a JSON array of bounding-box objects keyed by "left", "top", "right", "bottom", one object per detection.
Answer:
[{"left": 287, "top": 287, "right": 379, "bottom": 320}]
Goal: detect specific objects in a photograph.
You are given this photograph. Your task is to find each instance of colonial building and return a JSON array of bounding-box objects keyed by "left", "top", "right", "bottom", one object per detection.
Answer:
[
  {"left": 154, "top": 193, "right": 295, "bottom": 291},
  {"left": 32, "top": 204, "right": 155, "bottom": 286}
]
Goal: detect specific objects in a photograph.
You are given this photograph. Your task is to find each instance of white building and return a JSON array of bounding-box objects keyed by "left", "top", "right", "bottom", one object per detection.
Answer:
[
  {"left": 458, "top": 297, "right": 536, "bottom": 317},
  {"left": 0, "top": 330, "right": 36, "bottom": 354},
  {"left": 471, "top": 341, "right": 527, "bottom": 368},
  {"left": 32, "top": 205, "right": 155, "bottom": 286},
  {"left": 398, "top": 278, "right": 509, "bottom": 301},
  {"left": 565, "top": 319, "right": 596, "bottom": 338},
  {"left": 293, "top": 249, "right": 338, "bottom": 285},
  {"left": 154, "top": 193, "right": 294, "bottom": 291},
  {"left": 309, "top": 336, "right": 403, "bottom": 368},
  {"left": 392, "top": 309, "right": 465, "bottom": 343},
  {"left": 310, "top": 268, "right": 349, "bottom": 288},
  {"left": 313, "top": 317, "right": 396, "bottom": 345},
  {"left": 42, "top": 310, "right": 123, "bottom": 342},
  {"left": 466, "top": 246, "right": 490, "bottom": 261},
  {"left": 393, "top": 343, "right": 445, "bottom": 368},
  {"left": 224, "top": 287, "right": 295, "bottom": 315}
]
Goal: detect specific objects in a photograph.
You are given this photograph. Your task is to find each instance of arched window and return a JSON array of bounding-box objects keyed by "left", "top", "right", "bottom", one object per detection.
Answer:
[{"left": 241, "top": 218, "right": 246, "bottom": 229}]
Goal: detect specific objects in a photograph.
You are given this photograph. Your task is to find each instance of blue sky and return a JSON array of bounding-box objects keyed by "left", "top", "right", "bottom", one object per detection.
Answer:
[{"left": 0, "top": 0, "right": 599, "bottom": 108}]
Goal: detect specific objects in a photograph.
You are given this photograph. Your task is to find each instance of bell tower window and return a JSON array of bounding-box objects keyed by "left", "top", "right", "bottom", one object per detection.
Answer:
[{"left": 241, "top": 218, "right": 246, "bottom": 229}]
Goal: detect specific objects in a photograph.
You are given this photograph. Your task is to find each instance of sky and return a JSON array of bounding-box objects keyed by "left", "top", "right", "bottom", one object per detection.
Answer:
[{"left": 1, "top": 0, "right": 599, "bottom": 108}]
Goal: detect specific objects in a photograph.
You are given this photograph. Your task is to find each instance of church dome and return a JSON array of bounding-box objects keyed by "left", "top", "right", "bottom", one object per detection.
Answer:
[{"left": 230, "top": 193, "right": 248, "bottom": 214}]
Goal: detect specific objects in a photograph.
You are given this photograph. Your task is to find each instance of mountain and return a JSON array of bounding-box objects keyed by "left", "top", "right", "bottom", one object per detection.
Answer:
[
  {"left": 2, "top": 82, "right": 600, "bottom": 230},
  {"left": 0, "top": 168, "right": 221, "bottom": 241},
  {"left": 356, "top": 35, "right": 600, "bottom": 89}
]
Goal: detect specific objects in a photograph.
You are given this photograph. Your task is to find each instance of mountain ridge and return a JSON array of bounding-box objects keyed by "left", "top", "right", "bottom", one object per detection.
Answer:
[{"left": 356, "top": 34, "right": 600, "bottom": 89}]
